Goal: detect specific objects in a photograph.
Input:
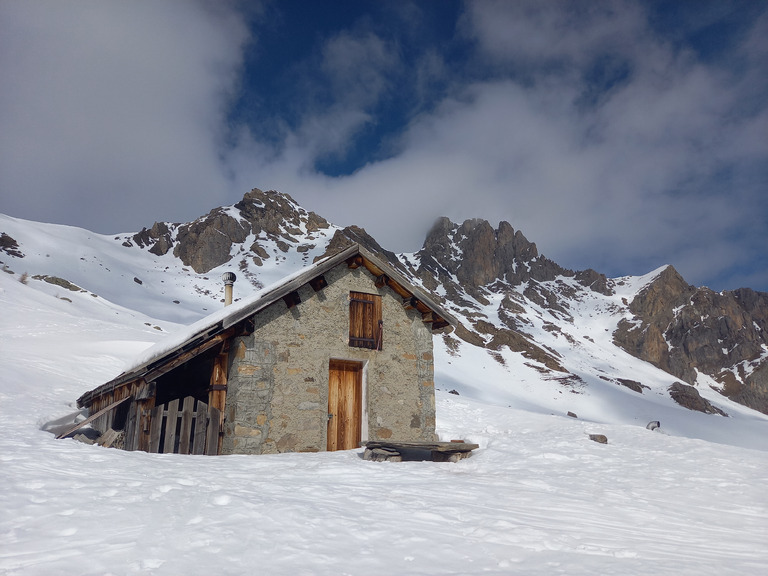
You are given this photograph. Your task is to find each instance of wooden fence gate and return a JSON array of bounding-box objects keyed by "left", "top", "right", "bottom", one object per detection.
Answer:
[{"left": 148, "top": 396, "right": 221, "bottom": 455}]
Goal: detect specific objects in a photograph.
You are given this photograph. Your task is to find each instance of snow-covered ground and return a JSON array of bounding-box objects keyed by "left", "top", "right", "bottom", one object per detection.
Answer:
[{"left": 2, "top": 217, "right": 768, "bottom": 575}]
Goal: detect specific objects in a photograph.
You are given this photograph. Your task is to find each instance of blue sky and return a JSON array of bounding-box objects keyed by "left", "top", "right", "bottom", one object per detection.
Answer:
[{"left": 1, "top": 0, "right": 766, "bottom": 291}]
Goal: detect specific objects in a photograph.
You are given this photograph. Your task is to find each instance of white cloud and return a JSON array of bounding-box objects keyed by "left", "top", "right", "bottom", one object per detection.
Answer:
[
  {"left": 0, "top": 0, "right": 250, "bottom": 231},
  {"left": 0, "top": 0, "right": 764, "bottom": 291}
]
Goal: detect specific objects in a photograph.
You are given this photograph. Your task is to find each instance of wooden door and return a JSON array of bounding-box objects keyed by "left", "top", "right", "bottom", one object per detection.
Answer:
[{"left": 327, "top": 360, "right": 363, "bottom": 451}]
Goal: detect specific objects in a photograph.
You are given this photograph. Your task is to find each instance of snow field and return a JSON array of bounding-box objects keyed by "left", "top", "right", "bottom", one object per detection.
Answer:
[{"left": 2, "top": 221, "right": 768, "bottom": 575}]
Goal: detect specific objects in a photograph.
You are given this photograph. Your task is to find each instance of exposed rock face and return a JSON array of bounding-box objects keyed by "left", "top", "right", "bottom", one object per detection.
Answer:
[
  {"left": 402, "top": 217, "right": 599, "bottom": 375},
  {"left": 131, "top": 189, "right": 332, "bottom": 273},
  {"left": 614, "top": 266, "right": 768, "bottom": 414},
  {"left": 417, "top": 217, "right": 564, "bottom": 290},
  {"left": 415, "top": 217, "right": 611, "bottom": 295},
  {"left": 132, "top": 222, "right": 175, "bottom": 256},
  {"left": 0, "top": 232, "right": 24, "bottom": 258},
  {"left": 234, "top": 188, "right": 330, "bottom": 240},
  {"left": 119, "top": 193, "right": 767, "bottom": 417},
  {"left": 173, "top": 210, "right": 249, "bottom": 273},
  {"left": 668, "top": 382, "right": 728, "bottom": 416}
]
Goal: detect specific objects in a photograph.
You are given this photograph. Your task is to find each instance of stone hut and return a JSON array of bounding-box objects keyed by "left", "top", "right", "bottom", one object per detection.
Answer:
[{"left": 74, "top": 244, "right": 455, "bottom": 455}]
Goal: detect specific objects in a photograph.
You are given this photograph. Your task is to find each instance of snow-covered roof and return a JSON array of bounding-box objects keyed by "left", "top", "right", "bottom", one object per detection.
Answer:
[{"left": 78, "top": 243, "right": 456, "bottom": 407}]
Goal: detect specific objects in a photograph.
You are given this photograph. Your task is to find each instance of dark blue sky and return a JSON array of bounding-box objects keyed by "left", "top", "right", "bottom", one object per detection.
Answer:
[{"left": 1, "top": 0, "right": 766, "bottom": 291}]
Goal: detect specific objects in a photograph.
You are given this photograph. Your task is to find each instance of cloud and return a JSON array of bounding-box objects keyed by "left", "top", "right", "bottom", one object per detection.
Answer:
[
  {"left": 0, "top": 0, "right": 765, "bottom": 292},
  {"left": 0, "top": 0, "right": 250, "bottom": 231},
  {"left": 461, "top": 0, "right": 647, "bottom": 71},
  {"left": 269, "top": 1, "right": 768, "bottom": 291}
]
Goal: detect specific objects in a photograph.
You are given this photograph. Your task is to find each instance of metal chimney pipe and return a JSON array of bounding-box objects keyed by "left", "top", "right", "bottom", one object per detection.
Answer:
[{"left": 222, "top": 272, "right": 237, "bottom": 306}]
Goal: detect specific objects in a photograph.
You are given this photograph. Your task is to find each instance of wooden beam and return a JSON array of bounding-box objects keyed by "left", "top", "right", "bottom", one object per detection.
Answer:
[
  {"left": 143, "top": 331, "right": 230, "bottom": 383},
  {"left": 55, "top": 396, "right": 132, "bottom": 439},
  {"left": 208, "top": 344, "right": 229, "bottom": 415},
  {"left": 206, "top": 406, "right": 221, "bottom": 456},
  {"left": 403, "top": 296, "right": 419, "bottom": 310},
  {"left": 236, "top": 316, "right": 255, "bottom": 336},
  {"left": 135, "top": 398, "right": 154, "bottom": 453},
  {"left": 375, "top": 274, "right": 389, "bottom": 289},
  {"left": 346, "top": 255, "right": 363, "bottom": 269},
  {"left": 309, "top": 274, "right": 327, "bottom": 292},
  {"left": 422, "top": 311, "right": 434, "bottom": 324},
  {"left": 282, "top": 290, "right": 301, "bottom": 309},
  {"left": 135, "top": 379, "right": 155, "bottom": 400}
]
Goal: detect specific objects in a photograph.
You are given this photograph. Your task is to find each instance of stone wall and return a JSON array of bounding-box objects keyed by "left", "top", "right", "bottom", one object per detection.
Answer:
[{"left": 221, "top": 263, "right": 437, "bottom": 455}]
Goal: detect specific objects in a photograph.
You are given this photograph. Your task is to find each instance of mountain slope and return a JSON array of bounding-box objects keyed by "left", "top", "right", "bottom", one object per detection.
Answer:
[
  {"left": 2, "top": 189, "right": 767, "bottom": 428},
  {"left": 2, "top": 189, "right": 768, "bottom": 574}
]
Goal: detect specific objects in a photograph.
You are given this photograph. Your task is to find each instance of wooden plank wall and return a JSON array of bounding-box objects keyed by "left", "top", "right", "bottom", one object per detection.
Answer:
[{"left": 148, "top": 397, "right": 221, "bottom": 455}]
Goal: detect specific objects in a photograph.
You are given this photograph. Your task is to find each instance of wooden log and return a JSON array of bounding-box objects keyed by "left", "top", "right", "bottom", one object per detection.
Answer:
[
  {"left": 148, "top": 404, "right": 164, "bottom": 453},
  {"left": 282, "top": 290, "right": 301, "bottom": 309},
  {"left": 364, "top": 447, "right": 403, "bottom": 462},
  {"left": 208, "top": 344, "right": 229, "bottom": 413},
  {"left": 205, "top": 406, "right": 221, "bottom": 456},
  {"left": 163, "top": 398, "right": 180, "bottom": 454},
  {"left": 55, "top": 396, "right": 131, "bottom": 440},
  {"left": 178, "top": 396, "right": 195, "bottom": 454},
  {"left": 192, "top": 400, "right": 208, "bottom": 455},
  {"left": 135, "top": 379, "right": 156, "bottom": 400},
  {"left": 97, "top": 428, "right": 121, "bottom": 448},
  {"left": 124, "top": 401, "right": 139, "bottom": 451},
  {"left": 432, "top": 451, "right": 464, "bottom": 463},
  {"left": 309, "top": 275, "right": 327, "bottom": 292},
  {"left": 136, "top": 398, "right": 155, "bottom": 453},
  {"left": 73, "top": 433, "right": 95, "bottom": 445},
  {"left": 363, "top": 440, "right": 478, "bottom": 453}
]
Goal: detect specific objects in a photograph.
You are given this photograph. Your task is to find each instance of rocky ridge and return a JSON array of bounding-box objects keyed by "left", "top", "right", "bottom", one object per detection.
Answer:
[
  {"left": 613, "top": 266, "right": 768, "bottom": 413},
  {"left": 124, "top": 188, "right": 335, "bottom": 276},
  {"left": 326, "top": 212, "right": 768, "bottom": 415},
  {"left": 10, "top": 188, "right": 764, "bottom": 416}
]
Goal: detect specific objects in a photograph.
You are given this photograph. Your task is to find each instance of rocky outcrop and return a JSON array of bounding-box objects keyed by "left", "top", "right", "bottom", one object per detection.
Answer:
[
  {"left": 668, "top": 382, "right": 728, "bottom": 416},
  {"left": 130, "top": 188, "right": 333, "bottom": 273},
  {"left": 0, "top": 232, "right": 24, "bottom": 258},
  {"left": 614, "top": 266, "right": 768, "bottom": 414},
  {"left": 416, "top": 217, "right": 564, "bottom": 289},
  {"left": 414, "top": 217, "right": 611, "bottom": 295},
  {"left": 233, "top": 188, "right": 330, "bottom": 244},
  {"left": 117, "top": 192, "right": 767, "bottom": 416},
  {"left": 403, "top": 217, "right": 581, "bottom": 375},
  {"left": 131, "top": 222, "right": 175, "bottom": 256},
  {"left": 173, "top": 210, "right": 249, "bottom": 273}
]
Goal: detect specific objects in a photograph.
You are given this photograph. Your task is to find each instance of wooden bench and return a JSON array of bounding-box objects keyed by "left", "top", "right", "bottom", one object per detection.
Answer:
[{"left": 362, "top": 440, "right": 479, "bottom": 463}]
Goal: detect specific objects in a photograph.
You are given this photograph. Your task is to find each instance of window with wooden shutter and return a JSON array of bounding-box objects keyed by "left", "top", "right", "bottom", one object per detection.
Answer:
[{"left": 349, "top": 292, "right": 382, "bottom": 350}]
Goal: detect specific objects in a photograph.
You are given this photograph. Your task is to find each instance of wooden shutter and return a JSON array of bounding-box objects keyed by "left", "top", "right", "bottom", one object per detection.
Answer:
[{"left": 349, "top": 292, "right": 382, "bottom": 350}]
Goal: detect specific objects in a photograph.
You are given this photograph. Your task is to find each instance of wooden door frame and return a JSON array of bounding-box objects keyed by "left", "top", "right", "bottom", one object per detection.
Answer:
[{"left": 327, "top": 358, "right": 368, "bottom": 451}]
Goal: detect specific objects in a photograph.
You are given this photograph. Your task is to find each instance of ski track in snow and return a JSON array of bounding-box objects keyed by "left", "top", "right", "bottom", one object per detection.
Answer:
[{"left": 1, "top": 220, "right": 768, "bottom": 575}]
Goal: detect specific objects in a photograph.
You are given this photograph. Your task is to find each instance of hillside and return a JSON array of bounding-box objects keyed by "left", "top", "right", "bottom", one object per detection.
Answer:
[
  {"left": 2, "top": 188, "right": 767, "bottom": 435},
  {"left": 1, "top": 189, "right": 767, "bottom": 574}
]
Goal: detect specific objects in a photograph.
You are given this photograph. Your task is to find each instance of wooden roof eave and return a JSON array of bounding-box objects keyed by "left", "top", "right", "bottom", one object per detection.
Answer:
[
  {"left": 355, "top": 246, "right": 457, "bottom": 332},
  {"left": 77, "top": 324, "right": 235, "bottom": 408},
  {"left": 220, "top": 243, "right": 458, "bottom": 331},
  {"left": 222, "top": 244, "right": 362, "bottom": 330}
]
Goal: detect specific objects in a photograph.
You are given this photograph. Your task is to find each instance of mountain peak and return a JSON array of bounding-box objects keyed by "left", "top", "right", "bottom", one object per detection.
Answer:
[
  {"left": 418, "top": 216, "right": 559, "bottom": 288},
  {"left": 127, "top": 189, "right": 335, "bottom": 274}
]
